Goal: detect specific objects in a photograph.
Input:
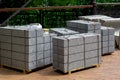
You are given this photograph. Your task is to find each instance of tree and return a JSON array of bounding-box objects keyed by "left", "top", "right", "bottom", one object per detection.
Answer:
[{"left": 0, "top": 0, "right": 28, "bottom": 24}]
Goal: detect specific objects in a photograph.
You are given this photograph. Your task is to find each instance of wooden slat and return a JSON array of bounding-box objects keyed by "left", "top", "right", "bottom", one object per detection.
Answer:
[
  {"left": 97, "top": 3, "right": 120, "bottom": 5},
  {"left": 0, "top": 5, "right": 93, "bottom": 12}
]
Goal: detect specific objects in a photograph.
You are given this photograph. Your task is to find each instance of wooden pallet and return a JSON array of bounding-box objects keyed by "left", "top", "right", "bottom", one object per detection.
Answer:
[
  {"left": 0, "top": 64, "right": 52, "bottom": 74},
  {"left": 0, "top": 64, "right": 31, "bottom": 74},
  {"left": 102, "top": 52, "right": 113, "bottom": 56},
  {"left": 68, "top": 64, "right": 100, "bottom": 75},
  {"left": 54, "top": 64, "right": 100, "bottom": 75},
  {"left": 43, "top": 28, "right": 49, "bottom": 32}
]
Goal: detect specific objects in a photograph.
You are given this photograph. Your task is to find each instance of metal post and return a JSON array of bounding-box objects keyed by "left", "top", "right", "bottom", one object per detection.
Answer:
[
  {"left": 92, "top": 0, "right": 97, "bottom": 15},
  {"left": 40, "top": 10, "right": 44, "bottom": 28}
]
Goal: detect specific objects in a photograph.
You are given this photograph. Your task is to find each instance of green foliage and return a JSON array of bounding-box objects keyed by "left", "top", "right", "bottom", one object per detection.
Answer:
[
  {"left": 48, "top": 0, "right": 76, "bottom": 6},
  {"left": 29, "top": 0, "right": 43, "bottom": 7}
]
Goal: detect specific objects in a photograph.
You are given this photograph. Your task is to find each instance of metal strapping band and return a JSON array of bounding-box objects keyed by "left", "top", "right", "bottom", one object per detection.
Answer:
[
  {"left": 119, "top": 31, "right": 120, "bottom": 49},
  {"left": 35, "top": 30, "right": 37, "bottom": 68},
  {"left": 97, "top": 35, "right": 100, "bottom": 64},
  {"left": 83, "top": 36, "right": 86, "bottom": 68},
  {"left": 43, "top": 35, "right": 45, "bottom": 66},
  {"left": 50, "top": 35, "right": 52, "bottom": 63},
  {"left": 67, "top": 38, "right": 70, "bottom": 72},
  {"left": 108, "top": 28, "right": 109, "bottom": 52},
  {"left": 11, "top": 29, "right": 12, "bottom": 67},
  {"left": 24, "top": 30, "right": 27, "bottom": 70}
]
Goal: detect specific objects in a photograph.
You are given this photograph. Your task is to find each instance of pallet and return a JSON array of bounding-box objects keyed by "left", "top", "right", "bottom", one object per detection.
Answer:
[
  {"left": 54, "top": 64, "right": 100, "bottom": 75},
  {"left": 0, "top": 64, "right": 31, "bottom": 74},
  {"left": 102, "top": 52, "right": 113, "bottom": 56},
  {"left": 43, "top": 28, "right": 49, "bottom": 32},
  {"left": 0, "top": 64, "right": 52, "bottom": 74}
]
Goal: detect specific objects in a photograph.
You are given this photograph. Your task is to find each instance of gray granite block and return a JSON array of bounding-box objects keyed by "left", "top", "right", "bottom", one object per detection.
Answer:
[
  {"left": 1, "top": 50, "right": 11, "bottom": 58},
  {"left": 101, "top": 27, "right": 109, "bottom": 36},
  {"left": 12, "top": 52, "right": 36, "bottom": 62},
  {"left": 53, "top": 45, "right": 58, "bottom": 54},
  {"left": 36, "top": 29, "right": 44, "bottom": 37},
  {"left": 12, "top": 37, "right": 36, "bottom": 45},
  {"left": 66, "top": 20, "right": 78, "bottom": 27},
  {"left": 1, "top": 42, "right": 11, "bottom": 50},
  {"left": 109, "top": 35, "right": 115, "bottom": 41},
  {"left": 68, "top": 36, "right": 84, "bottom": 46},
  {"left": 58, "top": 45, "right": 84, "bottom": 55},
  {"left": 109, "top": 40, "right": 115, "bottom": 46},
  {"left": 52, "top": 38, "right": 58, "bottom": 46},
  {"left": 12, "top": 44, "right": 36, "bottom": 53},
  {"left": 85, "top": 43, "right": 98, "bottom": 51},
  {"left": 66, "top": 20, "right": 101, "bottom": 35},
  {"left": 58, "top": 60, "right": 84, "bottom": 73},
  {"left": 108, "top": 27, "right": 115, "bottom": 35},
  {"left": 44, "top": 57, "right": 51, "bottom": 65},
  {"left": 0, "top": 35, "right": 11, "bottom": 43},
  {"left": 37, "top": 44, "right": 44, "bottom": 52},
  {"left": 75, "top": 60, "right": 84, "bottom": 69},
  {"left": 80, "top": 33, "right": 99, "bottom": 43},
  {"left": 68, "top": 45, "right": 84, "bottom": 54},
  {"left": 57, "top": 37, "right": 68, "bottom": 47},
  {"left": 94, "top": 30, "right": 101, "bottom": 34},
  {"left": 36, "top": 59, "right": 44, "bottom": 67},
  {"left": 0, "top": 27, "right": 12, "bottom": 36},
  {"left": 50, "top": 28, "right": 79, "bottom": 36},
  {"left": 109, "top": 46, "right": 115, "bottom": 53},
  {"left": 37, "top": 51, "right": 44, "bottom": 60},
  {"left": 12, "top": 60, "right": 23, "bottom": 70},
  {"left": 85, "top": 50, "right": 99, "bottom": 59},
  {"left": 58, "top": 53, "right": 84, "bottom": 63},
  {"left": 102, "top": 47, "right": 108, "bottom": 54},
  {"left": 44, "top": 43, "right": 51, "bottom": 50},
  {"left": 26, "top": 61, "right": 37, "bottom": 71},
  {"left": 12, "top": 29, "right": 36, "bottom": 38},
  {"left": 53, "top": 53, "right": 58, "bottom": 62},
  {"left": 102, "top": 35, "right": 108, "bottom": 41},
  {"left": 102, "top": 41, "right": 108, "bottom": 47},
  {"left": 37, "top": 37, "right": 44, "bottom": 44},
  {"left": 44, "top": 50, "right": 51, "bottom": 58},
  {"left": 54, "top": 35, "right": 84, "bottom": 47},
  {"left": 12, "top": 60, "right": 37, "bottom": 71},
  {"left": 50, "top": 33, "right": 57, "bottom": 42},
  {"left": 1, "top": 57, "right": 12, "bottom": 66},
  {"left": 67, "top": 20, "right": 101, "bottom": 30},
  {"left": 101, "top": 27, "right": 115, "bottom": 36},
  {"left": 43, "top": 34, "right": 51, "bottom": 43},
  {"left": 85, "top": 57, "right": 99, "bottom": 67}
]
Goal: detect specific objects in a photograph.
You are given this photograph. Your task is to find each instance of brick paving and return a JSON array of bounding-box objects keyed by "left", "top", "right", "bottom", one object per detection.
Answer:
[{"left": 0, "top": 50, "right": 120, "bottom": 80}]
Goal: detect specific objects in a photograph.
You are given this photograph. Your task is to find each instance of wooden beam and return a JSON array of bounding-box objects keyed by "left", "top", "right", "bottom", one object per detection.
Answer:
[
  {"left": 0, "top": 5, "right": 93, "bottom": 12},
  {"left": 44, "top": 5, "right": 93, "bottom": 10}
]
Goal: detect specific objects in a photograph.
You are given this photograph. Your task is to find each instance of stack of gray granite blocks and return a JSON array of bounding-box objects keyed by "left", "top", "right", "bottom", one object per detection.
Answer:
[
  {"left": 66, "top": 20, "right": 101, "bottom": 34},
  {"left": 53, "top": 33, "right": 101, "bottom": 73},
  {"left": 66, "top": 20, "right": 115, "bottom": 55},
  {"left": 0, "top": 25, "right": 56, "bottom": 72},
  {"left": 101, "top": 27, "right": 115, "bottom": 55}
]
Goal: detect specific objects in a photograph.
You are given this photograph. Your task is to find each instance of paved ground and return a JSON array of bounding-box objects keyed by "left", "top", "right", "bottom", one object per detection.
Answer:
[{"left": 0, "top": 50, "right": 120, "bottom": 80}]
